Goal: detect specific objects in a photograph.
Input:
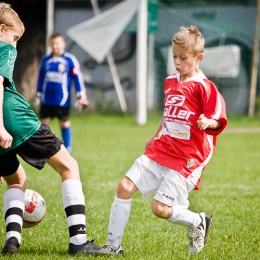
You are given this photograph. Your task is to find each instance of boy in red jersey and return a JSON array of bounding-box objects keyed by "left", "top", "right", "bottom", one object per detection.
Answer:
[{"left": 99, "top": 25, "right": 227, "bottom": 255}]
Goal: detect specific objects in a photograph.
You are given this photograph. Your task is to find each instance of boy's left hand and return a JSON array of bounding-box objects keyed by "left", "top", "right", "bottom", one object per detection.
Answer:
[
  {"left": 74, "top": 97, "right": 89, "bottom": 112},
  {"left": 197, "top": 114, "right": 211, "bottom": 130}
]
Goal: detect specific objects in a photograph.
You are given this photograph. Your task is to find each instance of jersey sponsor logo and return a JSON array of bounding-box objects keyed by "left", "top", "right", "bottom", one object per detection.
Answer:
[
  {"left": 164, "top": 94, "right": 196, "bottom": 123},
  {"left": 45, "top": 71, "right": 63, "bottom": 83},
  {"left": 167, "top": 129, "right": 189, "bottom": 138},
  {"left": 162, "top": 121, "right": 190, "bottom": 140},
  {"left": 58, "top": 63, "right": 65, "bottom": 72},
  {"left": 7, "top": 50, "right": 16, "bottom": 70},
  {"left": 165, "top": 94, "right": 185, "bottom": 106},
  {"left": 186, "top": 158, "right": 195, "bottom": 168},
  {"left": 164, "top": 106, "right": 195, "bottom": 120}
]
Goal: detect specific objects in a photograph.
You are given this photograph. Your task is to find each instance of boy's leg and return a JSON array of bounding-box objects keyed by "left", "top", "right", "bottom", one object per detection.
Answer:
[
  {"left": 2, "top": 164, "right": 27, "bottom": 255},
  {"left": 98, "top": 177, "right": 138, "bottom": 256},
  {"left": 61, "top": 126, "right": 72, "bottom": 153},
  {"left": 167, "top": 206, "right": 202, "bottom": 228},
  {"left": 99, "top": 155, "right": 163, "bottom": 256},
  {"left": 60, "top": 120, "right": 72, "bottom": 154},
  {"left": 153, "top": 168, "right": 212, "bottom": 254},
  {"left": 167, "top": 208, "right": 212, "bottom": 254},
  {"left": 47, "top": 145, "right": 103, "bottom": 255}
]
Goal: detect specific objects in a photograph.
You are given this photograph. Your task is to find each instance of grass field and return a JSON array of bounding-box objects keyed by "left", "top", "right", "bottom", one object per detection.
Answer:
[{"left": 0, "top": 113, "right": 260, "bottom": 260}]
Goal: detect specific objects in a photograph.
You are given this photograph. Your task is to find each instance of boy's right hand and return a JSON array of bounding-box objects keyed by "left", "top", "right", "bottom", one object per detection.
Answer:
[
  {"left": 33, "top": 92, "right": 42, "bottom": 111},
  {"left": 0, "top": 127, "right": 13, "bottom": 149}
]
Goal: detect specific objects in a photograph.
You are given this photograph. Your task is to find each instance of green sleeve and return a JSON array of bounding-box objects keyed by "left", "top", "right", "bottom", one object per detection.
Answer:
[{"left": 0, "top": 42, "right": 17, "bottom": 84}]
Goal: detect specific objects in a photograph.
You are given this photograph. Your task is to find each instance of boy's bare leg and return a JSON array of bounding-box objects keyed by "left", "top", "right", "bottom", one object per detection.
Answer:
[
  {"left": 3, "top": 164, "right": 27, "bottom": 191},
  {"left": 47, "top": 144, "right": 79, "bottom": 181}
]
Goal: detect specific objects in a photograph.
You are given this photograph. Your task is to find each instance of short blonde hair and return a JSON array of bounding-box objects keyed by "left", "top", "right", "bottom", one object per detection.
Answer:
[
  {"left": 0, "top": 2, "right": 25, "bottom": 35},
  {"left": 49, "top": 32, "right": 64, "bottom": 41},
  {"left": 172, "top": 25, "right": 205, "bottom": 55}
]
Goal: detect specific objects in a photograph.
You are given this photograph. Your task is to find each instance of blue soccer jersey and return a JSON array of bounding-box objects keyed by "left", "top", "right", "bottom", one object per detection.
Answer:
[{"left": 36, "top": 52, "right": 86, "bottom": 107}]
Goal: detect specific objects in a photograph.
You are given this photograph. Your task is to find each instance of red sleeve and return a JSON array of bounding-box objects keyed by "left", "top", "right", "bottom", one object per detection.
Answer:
[{"left": 202, "top": 80, "right": 228, "bottom": 135}]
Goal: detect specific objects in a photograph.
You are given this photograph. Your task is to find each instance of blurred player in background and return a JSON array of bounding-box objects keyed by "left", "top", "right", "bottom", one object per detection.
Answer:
[
  {"left": 98, "top": 25, "right": 228, "bottom": 256},
  {"left": 35, "top": 33, "right": 89, "bottom": 154}
]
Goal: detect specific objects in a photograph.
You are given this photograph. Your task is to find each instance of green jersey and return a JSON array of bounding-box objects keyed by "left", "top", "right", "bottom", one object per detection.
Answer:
[{"left": 0, "top": 41, "right": 41, "bottom": 155}]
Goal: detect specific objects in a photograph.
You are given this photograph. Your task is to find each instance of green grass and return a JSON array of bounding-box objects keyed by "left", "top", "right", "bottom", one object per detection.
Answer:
[{"left": 0, "top": 113, "right": 260, "bottom": 259}]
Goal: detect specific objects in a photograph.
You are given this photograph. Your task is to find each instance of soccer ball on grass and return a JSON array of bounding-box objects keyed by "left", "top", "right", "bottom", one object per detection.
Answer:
[{"left": 23, "top": 189, "right": 46, "bottom": 228}]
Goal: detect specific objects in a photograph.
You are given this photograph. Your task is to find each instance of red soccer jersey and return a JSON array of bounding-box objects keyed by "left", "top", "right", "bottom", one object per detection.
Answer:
[{"left": 144, "top": 71, "right": 227, "bottom": 189}]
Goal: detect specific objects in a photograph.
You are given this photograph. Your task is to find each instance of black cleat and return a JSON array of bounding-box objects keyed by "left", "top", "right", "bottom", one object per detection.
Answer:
[{"left": 2, "top": 237, "right": 20, "bottom": 255}]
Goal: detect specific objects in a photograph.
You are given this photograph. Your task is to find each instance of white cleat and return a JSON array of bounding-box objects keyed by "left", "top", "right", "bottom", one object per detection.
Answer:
[{"left": 188, "top": 212, "right": 212, "bottom": 254}]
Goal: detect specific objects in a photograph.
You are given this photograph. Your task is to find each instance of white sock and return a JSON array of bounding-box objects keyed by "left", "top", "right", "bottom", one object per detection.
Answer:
[
  {"left": 107, "top": 196, "right": 132, "bottom": 249},
  {"left": 4, "top": 188, "right": 25, "bottom": 244},
  {"left": 62, "top": 179, "right": 87, "bottom": 245},
  {"left": 167, "top": 206, "right": 201, "bottom": 229}
]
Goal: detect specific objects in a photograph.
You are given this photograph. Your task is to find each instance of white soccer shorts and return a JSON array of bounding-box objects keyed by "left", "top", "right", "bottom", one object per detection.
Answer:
[{"left": 126, "top": 154, "right": 191, "bottom": 208}]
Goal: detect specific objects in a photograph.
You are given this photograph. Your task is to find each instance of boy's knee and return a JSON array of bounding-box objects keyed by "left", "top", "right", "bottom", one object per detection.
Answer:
[
  {"left": 60, "top": 156, "right": 78, "bottom": 173},
  {"left": 4, "top": 165, "right": 27, "bottom": 191},
  {"left": 116, "top": 177, "right": 137, "bottom": 199},
  {"left": 65, "top": 157, "right": 79, "bottom": 177},
  {"left": 151, "top": 200, "right": 172, "bottom": 219}
]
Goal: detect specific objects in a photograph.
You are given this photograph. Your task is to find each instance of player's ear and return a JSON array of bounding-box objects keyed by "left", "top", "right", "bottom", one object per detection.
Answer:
[
  {"left": 0, "top": 24, "right": 6, "bottom": 34},
  {"left": 197, "top": 53, "right": 203, "bottom": 62}
]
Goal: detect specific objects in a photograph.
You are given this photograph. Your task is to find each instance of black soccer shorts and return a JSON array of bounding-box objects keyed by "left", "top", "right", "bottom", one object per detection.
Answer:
[
  {"left": 40, "top": 104, "right": 70, "bottom": 121},
  {"left": 0, "top": 124, "right": 63, "bottom": 176}
]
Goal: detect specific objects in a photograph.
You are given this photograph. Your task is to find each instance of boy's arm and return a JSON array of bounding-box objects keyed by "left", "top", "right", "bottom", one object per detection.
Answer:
[
  {"left": 0, "top": 76, "right": 13, "bottom": 149},
  {"left": 70, "top": 56, "right": 89, "bottom": 110},
  {"left": 36, "top": 57, "right": 46, "bottom": 94},
  {"left": 145, "top": 117, "right": 163, "bottom": 150},
  {"left": 34, "top": 59, "right": 45, "bottom": 109}
]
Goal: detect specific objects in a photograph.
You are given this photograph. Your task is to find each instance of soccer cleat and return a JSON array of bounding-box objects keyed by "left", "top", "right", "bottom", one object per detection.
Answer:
[
  {"left": 68, "top": 240, "right": 107, "bottom": 256},
  {"left": 2, "top": 237, "right": 20, "bottom": 255},
  {"left": 98, "top": 244, "right": 124, "bottom": 256},
  {"left": 188, "top": 212, "right": 212, "bottom": 254}
]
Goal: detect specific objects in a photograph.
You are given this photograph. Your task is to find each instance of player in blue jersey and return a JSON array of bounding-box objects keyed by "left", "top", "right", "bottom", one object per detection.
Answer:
[{"left": 35, "top": 33, "right": 89, "bottom": 154}]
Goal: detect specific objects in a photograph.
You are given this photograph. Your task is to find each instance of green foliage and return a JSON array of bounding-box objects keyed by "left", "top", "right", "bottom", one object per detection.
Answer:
[{"left": 0, "top": 113, "right": 259, "bottom": 259}]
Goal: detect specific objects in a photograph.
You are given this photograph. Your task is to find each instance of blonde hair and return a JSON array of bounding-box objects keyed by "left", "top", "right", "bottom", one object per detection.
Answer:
[
  {"left": 0, "top": 2, "right": 25, "bottom": 35},
  {"left": 49, "top": 32, "right": 64, "bottom": 41},
  {"left": 172, "top": 25, "right": 205, "bottom": 55}
]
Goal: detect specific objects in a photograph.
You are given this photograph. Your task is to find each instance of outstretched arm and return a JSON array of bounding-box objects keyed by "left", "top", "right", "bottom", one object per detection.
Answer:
[{"left": 0, "top": 76, "right": 13, "bottom": 149}]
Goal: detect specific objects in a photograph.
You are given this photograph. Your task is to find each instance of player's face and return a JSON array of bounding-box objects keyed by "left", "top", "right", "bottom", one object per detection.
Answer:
[
  {"left": 0, "top": 24, "right": 21, "bottom": 47},
  {"left": 172, "top": 43, "right": 203, "bottom": 81},
  {"left": 50, "top": 36, "right": 66, "bottom": 56}
]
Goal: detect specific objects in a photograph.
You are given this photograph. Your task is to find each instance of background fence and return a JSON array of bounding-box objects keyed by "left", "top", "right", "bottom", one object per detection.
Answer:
[{"left": 10, "top": 0, "right": 260, "bottom": 116}]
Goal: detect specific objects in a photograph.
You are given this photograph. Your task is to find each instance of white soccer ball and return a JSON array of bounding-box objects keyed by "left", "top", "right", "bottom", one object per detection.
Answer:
[{"left": 23, "top": 189, "right": 46, "bottom": 228}]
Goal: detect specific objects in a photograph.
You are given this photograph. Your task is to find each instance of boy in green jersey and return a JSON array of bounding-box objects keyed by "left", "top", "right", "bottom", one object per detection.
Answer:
[{"left": 0, "top": 2, "right": 104, "bottom": 256}]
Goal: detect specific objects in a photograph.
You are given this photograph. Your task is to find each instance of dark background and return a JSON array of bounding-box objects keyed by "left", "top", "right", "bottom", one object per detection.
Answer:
[{"left": 4, "top": 0, "right": 46, "bottom": 96}]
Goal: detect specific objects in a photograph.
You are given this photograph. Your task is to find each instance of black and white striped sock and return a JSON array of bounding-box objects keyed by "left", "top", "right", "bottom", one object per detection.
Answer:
[
  {"left": 4, "top": 188, "right": 25, "bottom": 244},
  {"left": 62, "top": 179, "right": 87, "bottom": 245}
]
